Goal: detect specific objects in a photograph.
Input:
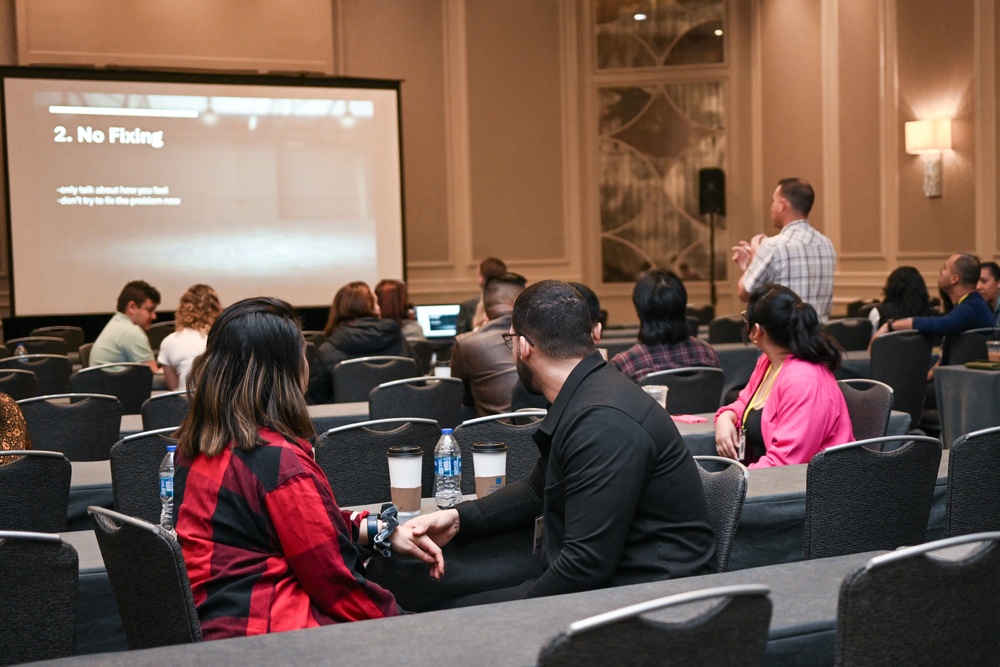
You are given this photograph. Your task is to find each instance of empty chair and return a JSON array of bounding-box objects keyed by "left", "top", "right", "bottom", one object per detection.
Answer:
[
  {"left": 837, "top": 379, "right": 894, "bottom": 441},
  {"left": 804, "top": 435, "right": 942, "bottom": 560},
  {"left": 369, "top": 376, "right": 464, "bottom": 429},
  {"left": 693, "top": 455, "right": 749, "bottom": 573},
  {"left": 70, "top": 362, "right": 153, "bottom": 414},
  {"left": 30, "top": 325, "right": 85, "bottom": 354},
  {"left": 331, "top": 355, "right": 421, "bottom": 403},
  {"left": 945, "top": 426, "right": 1000, "bottom": 537},
  {"left": 453, "top": 410, "right": 546, "bottom": 496},
  {"left": 0, "top": 354, "right": 72, "bottom": 395},
  {"left": 141, "top": 390, "right": 191, "bottom": 431},
  {"left": 639, "top": 367, "right": 725, "bottom": 415},
  {"left": 869, "top": 330, "right": 934, "bottom": 429},
  {"left": 821, "top": 317, "right": 873, "bottom": 351},
  {"left": 687, "top": 303, "right": 715, "bottom": 325},
  {"left": 0, "top": 368, "right": 36, "bottom": 400},
  {"left": 708, "top": 313, "right": 745, "bottom": 344},
  {"left": 18, "top": 393, "right": 123, "bottom": 461},
  {"left": 846, "top": 298, "right": 878, "bottom": 318},
  {"left": 945, "top": 326, "right": 1000, "bottom": 366},
  {"left": 537, "top": 584, "right": 772, "bottom": 667},
  {"left": 0, "top": 450, "right": 71, "bottom": 532},
  {"left": 0, "top": 531, "right": 79, "bottom": 664},
  {"left": 78, "top": 342, "right": 94, "bottom": 368},
  {"left": 5, "top": 335, "right": 69, "bottom": 356},
  {"left": 835, "top": 532, "right": 1000, "bottom": 667},
  {"left": 314, "top": 418, "right": 441, "bottom": 505},
  {"left": 110, "top": 427, "right": 179, "bottom": 524},
  {"left": 88, "top": 506, "right": 203, "bottom": 649},
  {"left": 146, "top": 320, "right": 176, "bottom": 353}
]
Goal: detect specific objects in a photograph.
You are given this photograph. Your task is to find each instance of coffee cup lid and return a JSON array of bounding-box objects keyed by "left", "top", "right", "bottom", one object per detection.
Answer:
[
  {"left": 387, "top": 445, "right": 423, "bottom": 457},
  {"left": 471, "top": 442, "right": 507, "bottom": 453}
]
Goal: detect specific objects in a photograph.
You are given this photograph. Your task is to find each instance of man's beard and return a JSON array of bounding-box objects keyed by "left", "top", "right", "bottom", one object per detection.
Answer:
[{"left": 516, "top": 355, "right": 540, "bottom": 394}]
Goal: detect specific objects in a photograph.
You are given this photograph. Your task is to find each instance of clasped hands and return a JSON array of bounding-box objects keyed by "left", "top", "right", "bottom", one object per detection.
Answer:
[
  {"left": 731, "top": 234, "right": 767, "bottom": 272},
  {"left": 385, "top": 509, "right": 460, "bottom": 580}
]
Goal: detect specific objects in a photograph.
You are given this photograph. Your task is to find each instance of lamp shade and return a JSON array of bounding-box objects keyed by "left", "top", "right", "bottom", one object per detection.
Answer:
[{"left": 905, "top": 119, "right": 952, "bottom": 154}]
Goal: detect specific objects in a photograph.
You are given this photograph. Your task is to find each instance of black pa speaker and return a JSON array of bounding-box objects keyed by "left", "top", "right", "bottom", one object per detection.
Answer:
[{"left": 699, "top": 168, "right": 726, "bottom": 216}]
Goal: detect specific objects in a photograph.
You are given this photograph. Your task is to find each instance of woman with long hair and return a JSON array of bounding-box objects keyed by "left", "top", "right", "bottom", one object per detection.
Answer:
[
  {"left": 868, "top": 266, "right": 933, "bottom": 330},
  {"left": 714, "top": 285, "right": 854, "bottom": 468},
  {"left": 157, "top": 284, "right": 222, "bottom": 390},
  {"left": 374, "top": 279, "right": 425, "bottom": 341},
  {"left": 173, "top": 297, "right": 441, "bottom": 640}
]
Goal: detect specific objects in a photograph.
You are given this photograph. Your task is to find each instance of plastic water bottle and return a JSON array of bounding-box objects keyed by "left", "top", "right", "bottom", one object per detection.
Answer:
[
  {"left": 433, "top": 428, "right": 462, "bottom": 509},
  {"left": 14, "top": 343, "right": 28, "bottom": 362},
  {"left": 159, "top": 445, "right": 176, "bottom": 532}
]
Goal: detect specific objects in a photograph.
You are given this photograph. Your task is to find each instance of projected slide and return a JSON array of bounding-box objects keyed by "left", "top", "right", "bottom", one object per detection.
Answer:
[{"left": 2, "top": 72, "right": 404, "bottom": 316}]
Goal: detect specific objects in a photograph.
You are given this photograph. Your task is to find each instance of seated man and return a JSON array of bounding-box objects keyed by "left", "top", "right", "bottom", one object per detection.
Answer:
[
  {"left": 450, "top": 272, "right": 527, "bottom": 415},
  {"left": 90, "top": 280, "right": 161, "bottom": 370},
  {"left": 455, "top": 256, "right": 507, "bottom": 335},
  {"left": 410, "top": 280, "right": 715, "bottom": 602}
]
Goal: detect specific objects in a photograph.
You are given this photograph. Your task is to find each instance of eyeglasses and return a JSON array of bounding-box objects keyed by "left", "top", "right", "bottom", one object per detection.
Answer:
[{"left": 502, "top": 332, "right": 535, "bottom": 350}]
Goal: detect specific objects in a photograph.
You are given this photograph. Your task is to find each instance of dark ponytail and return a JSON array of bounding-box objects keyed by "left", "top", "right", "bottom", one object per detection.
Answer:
[{"left": 747, "top": 285, "right": 842, "bottom": 371}]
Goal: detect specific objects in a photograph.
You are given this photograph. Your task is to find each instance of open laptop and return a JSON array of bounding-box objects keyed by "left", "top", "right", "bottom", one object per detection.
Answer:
[{"left": 414, "top": 304, "right": 461, "bottom": 339}]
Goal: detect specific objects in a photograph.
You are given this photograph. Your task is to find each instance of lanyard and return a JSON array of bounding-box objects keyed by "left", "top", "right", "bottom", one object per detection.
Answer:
[{"left": 742, "top": 363, "right": 782, "bottom": 427}]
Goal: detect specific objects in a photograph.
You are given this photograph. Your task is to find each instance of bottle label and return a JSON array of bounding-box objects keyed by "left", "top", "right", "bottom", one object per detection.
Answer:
[
  {"left": 434, "top": 456, "right": 461, "bottom": 476},
  {"left": 159, "top": 475, "right": 173, "bottom": 498}
]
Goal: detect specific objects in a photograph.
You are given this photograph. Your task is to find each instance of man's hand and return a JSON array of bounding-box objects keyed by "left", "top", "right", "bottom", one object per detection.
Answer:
[
  {"left": 731, "top": 234, "right": 766, "bottom": 272},
  {"left": 398, "top": 509, "right": 461, "bottom": 579},
  {"left": 390, "top": 522, "right": 447, "bottom": 580}
]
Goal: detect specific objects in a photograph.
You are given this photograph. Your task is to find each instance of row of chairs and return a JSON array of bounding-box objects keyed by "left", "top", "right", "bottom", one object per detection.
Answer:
[{"left": 0, "top": 359, "right": 153, "bottom": 411}]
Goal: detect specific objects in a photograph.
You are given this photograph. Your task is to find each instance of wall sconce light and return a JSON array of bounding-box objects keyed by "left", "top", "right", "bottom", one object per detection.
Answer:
[{"left": 904, "top": 119, "right": 951, "bottom": 198}]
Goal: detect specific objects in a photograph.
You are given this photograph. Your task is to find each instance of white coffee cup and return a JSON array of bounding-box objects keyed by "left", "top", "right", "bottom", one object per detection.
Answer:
[
  {"left": 387, "top": 445, "right": 423, "bottom": 517},
  {"left": 471, "top": 442, "right": 507, "bottom": 498},
  {"left": 433, "top": 362, "right": 451, "bottom": 378}
]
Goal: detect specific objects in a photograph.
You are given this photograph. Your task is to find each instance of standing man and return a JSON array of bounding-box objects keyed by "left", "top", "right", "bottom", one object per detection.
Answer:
[
  {"left": 455, "top": 257, "right": 507, "bottom": 335},
  {"left": 978, "top": 261, "right": 1000, "bottom": 326},
  {"left": 90, "top": 280, "right": 161, "bottom": 370},
  {"left": 410, "top": 280, "right": 715, "bottom": 601},
  {"left": 732, "top": 178, "right": 835, "bottom": 321}
]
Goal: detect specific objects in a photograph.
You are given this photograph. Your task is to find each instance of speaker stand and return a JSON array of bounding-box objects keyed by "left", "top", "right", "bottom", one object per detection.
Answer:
[{"left": 708, "top": 211, "right": 717, "bottom": 309}]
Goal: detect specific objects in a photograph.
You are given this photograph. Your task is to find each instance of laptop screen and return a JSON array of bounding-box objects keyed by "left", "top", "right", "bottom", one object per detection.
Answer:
[{"left": 414, "top": 304, "right": 461, "bottom": 338}]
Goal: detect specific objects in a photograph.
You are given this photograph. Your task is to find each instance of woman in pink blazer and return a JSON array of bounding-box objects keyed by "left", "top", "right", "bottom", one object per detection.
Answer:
[{"left": 715, "top": 285, "right": 854, "bottom": 468}]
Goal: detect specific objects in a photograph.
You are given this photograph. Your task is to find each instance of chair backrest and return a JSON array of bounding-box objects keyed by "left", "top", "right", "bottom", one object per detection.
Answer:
[
  {"left": 452, "top": 410, "right": 546, "bottom": 495},
  {"left": 5, "top": 336, "right": 70, "bottom": 356},
  {"left": 686, "top": 315, "right": 701, "bottom": 338},
  {"left": 821, "top": 317, "right": 874, "bottom": 351},
  {"left": 78, "top": 342, "right": 94, "bottom": 368},
  {"left": 141, "top": 391, "right": 191, "bottom": 431},
  {"left": 0, "top": 450, "right": 71, "bottom": 532},
  {"left": 70, "top": 362, "right": 154, "bottom": 414},
  {"left": 708, "top": 313, "right": 745, "bottom": 344},
  {"left": 302, "top": 329, "right": 327, "bottom": 346},
  {"left": 639, "top": 367, "right": 725, "bottom": 415},
  {"left": 18, "top": 393, "right": 124, "bottom": 461},
  {"left": 146, "top": 321, "right": 176, "bottom": 353},
  {"left": 846, "top": 298, "right": 878, "bottom": 318},
  {"left": 410, "top": 338, "right": 434, "bottom": 375},
  {"left": 30, "top": 325, "right": 85, "bottom": 353},
  {"left": 945, "top": 426, "right": 1000, "bottom": 537},
  {"left": 868, "top": 330, "right": 934, "bottom": 427},
  {"left": 88, "top": 506, "right": 202, "bottom": 649},
  {"left": 837, "top": 379, "right": 894, "bottom": 441},
  {"left": 332, "top": 355, "right": 421, "bottom": 403},
  {"left": 538, "top": 584, "right": 772, "bottom": 667},
  {"left": 0, "top": 531, "right": 78, "bottom": 664},
  {"left": 687, "top": 303, "right": 715, "bottom": 326},
  {"left": 835, "top": 532, "right": 1000, "bottom": 667},
  {"left": 0, "top": 354, "right": 72, "bottom": 395},
  {"left": 0, "top": 368, "right": 37, "bottom": 401},
  {"left": 110, "top": 427, "right": 180, "bottom": 524},
  {"left": 599, "top": 338, "right": 636, "bottom": 360},
  {"left": 314, "top": 418, "right": 441, "bottom": 505},
  {"left": 369, "top": 376, "right": 465, "bottom": 429},
  {"left": 804, "top": 435, "right": 942, "bottom": 560},
  {"left": 693, "top": 456, "right": 749, "bottom": 573},
  {"left": 945, "top": 327, "right": 1000, "bottom": 366}
]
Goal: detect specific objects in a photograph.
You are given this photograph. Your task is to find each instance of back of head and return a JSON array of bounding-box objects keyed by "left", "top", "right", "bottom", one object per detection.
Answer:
[
  {"left": 747, "top": 284, "right": 841, "bottom": 371},
  {"left": 483, "top": 272, "right": 527, "bottom": 318},
  {"left": 883, "top": 266, "right": 930, "bottom": 316},
  {"left": 632, "top": 269, "right": 689, "bottom": 345},
  {"left": 512, "top": 280, "right": 593, "bottom": 360},
  {"left": 324, "top": 281, "right": 376, "bottom": 336},
  {"left": 777, "top": 178, "right": 815, "bottom": 217},
  {"left": 177, "top": 297, "right": 314, "bottom": 457},
  {"left": 374, "top": 279, "right": 409, "bottom": 321},
  {"left": 116, "top": 280, "right": 161, "bottom": 313},
  {"left": 953, "top": 253, "right": 981, "bottom": 287},
  {"left": 176, "top": 284, "right": 222, "bottom": 333},
  {"left": 479, "top": 257, "right": 507, "bottom": 281},
  {"left": 568, "top": 282, "right": 602, "bottom": 328}
]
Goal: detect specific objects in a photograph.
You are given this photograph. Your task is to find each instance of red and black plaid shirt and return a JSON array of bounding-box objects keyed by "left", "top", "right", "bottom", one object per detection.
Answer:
[
  {"left": 610, "top": 338, "right": 721, "bottom": 382},
  {"left": 174, "top": 427, "right": 399, "bottom": 640}
]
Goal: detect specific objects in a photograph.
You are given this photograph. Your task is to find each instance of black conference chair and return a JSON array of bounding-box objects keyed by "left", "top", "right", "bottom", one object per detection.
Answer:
[
  {"left": 332, "top": 355, "right": 421, "bottom": 403},
  {"left": 945, "top": 326, "right": 1000, "bottom": 366},
  {"left": 639, "top": 367, "right": 725, "bottom": 415},
  {"left": 708, "top": 313, "right": 746, "bottom": 344},
  {"left": 537, "top": 585, "right": 772, "bottom": 667},
  {"left": 846, "top": 298, "right": 878, "bottom": 318},
  {"left": 0, "top": 354, "right": 72, "bottom": 395},
  {"left": 70, "top": 362, "right": 154, "bottom": 414},
  {"left": 302, "top": 330, "right": 327, "bottom": 347},
  {"left": 88, "top": 506, "right": 203, "bottom": 649},
  {"left": 821, "top": 317, "right": 873, "bottom": 351},
  {"left": 314, "top": 418, "right": 441, "bottom": 505},
  {"left": 410, "top": 338, "right": 434, "bottom": 375},
  {"left": 0, "top": 450, "right": 71, "bottom": 533},
  {"left": 599, "top": 338, "right": 636, "bottom": 360},
  {"left": 837, "top": 379, "right": 894, "bottom": 441},
  {"left": 110, "top": 427, "right": 179, "bottom": 524},
  {"left": 141, "top": 390, "right": 190, "bottom": 431},
  {"left": 78, "top": 342, "right": 94, "bottom": 368},
  {"left": 5, "top": 335, "right": 70, "bottom": 356},
  {"left": 0, "top": 531, "right": 78, "bottom": 664},
  {"left": 453, "top": 410, "right": 546, "bottom": 496},
  {"left": 369, "top": 376, "right": 465, "bottom": 429},
  {"left": 18, "top": 393, "right": 123, "bottom": 461},
  {"left": 945, "top": 426, "right": 1000, "bottom": 537},
  {"left": 693, "top": 455, "right": 749, "bottom": 573},
  {"left": 146, "top": 321, "right": 175, "bottom": 353},
  {"left": 835, "top": 532, "right": 1000, "bottom": 667},
  {"left": 869, "top": 330, "right": 933, "bottom": 430},
  {"left": 0, "top": 368, "right": 37, "bottom": 400},
  {"left": 803, "top": 435, "right": 942, "bottom": 560},
  {"left": 686, "top": 315, "right": 701, "bottom": 338},
  {"left": 687, "top": 303, "right": 715, "bottom": 326},
  {"left": 30, "top": 325, "right": 85, "bottom": 354}
]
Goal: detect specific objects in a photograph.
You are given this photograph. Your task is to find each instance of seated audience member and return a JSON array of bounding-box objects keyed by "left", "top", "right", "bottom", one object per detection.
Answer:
[
  {"left": 611, "top": 269, "right": 720, "bottom": 381},
  {"left": 867, "top": 266, "right": 933, "bottom": 331},
  {"left": 375, "top": 279, "right": 425, "bottom": 342},
  {"left": 450, "top": 272, "right": 527, "bottom": 415},
  {"left": 158, "top": 284, "right": 222, "bottom": 390},
  {"left": 307, "top": 281, "right": 414, "bottom": 404},
  {"left": 978, "top": 260, "right": 1000, "bottom": 326},
  {"left": 409, "top": 281, "right": 715, "bottom": 602},
  {"left": 715, "top": 284, "right": 854, "bottom": 469},
  {"left": 0, "top": 393, "right": 31, "bottom": 467},
  {"left": 455, "top": 256, "right": 507, "bottom": 334},
  {"left": 90, "top": 280, "right": 161, "bottom": 370},
  {"left": 174, "top": 297, "right": 441, "bottom": 640}
]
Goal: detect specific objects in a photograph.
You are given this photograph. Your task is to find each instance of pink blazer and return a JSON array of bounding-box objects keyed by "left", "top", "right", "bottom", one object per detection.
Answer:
[{"left": 715, "top": 355, "right": 854, "bottom": 469}]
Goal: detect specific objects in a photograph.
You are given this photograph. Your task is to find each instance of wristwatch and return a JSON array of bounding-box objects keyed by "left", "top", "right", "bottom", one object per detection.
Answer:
[{"left": 886, "top": 319, "right": 895, "bottom": 332}]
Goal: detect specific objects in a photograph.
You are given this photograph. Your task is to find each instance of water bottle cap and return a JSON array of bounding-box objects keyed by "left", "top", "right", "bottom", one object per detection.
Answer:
[
  {"left": 166, "top": 445, "right": 177, "bottom": 452},
  {"left": 441, "top": 428, "right": 453, "bottom": 435}
]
